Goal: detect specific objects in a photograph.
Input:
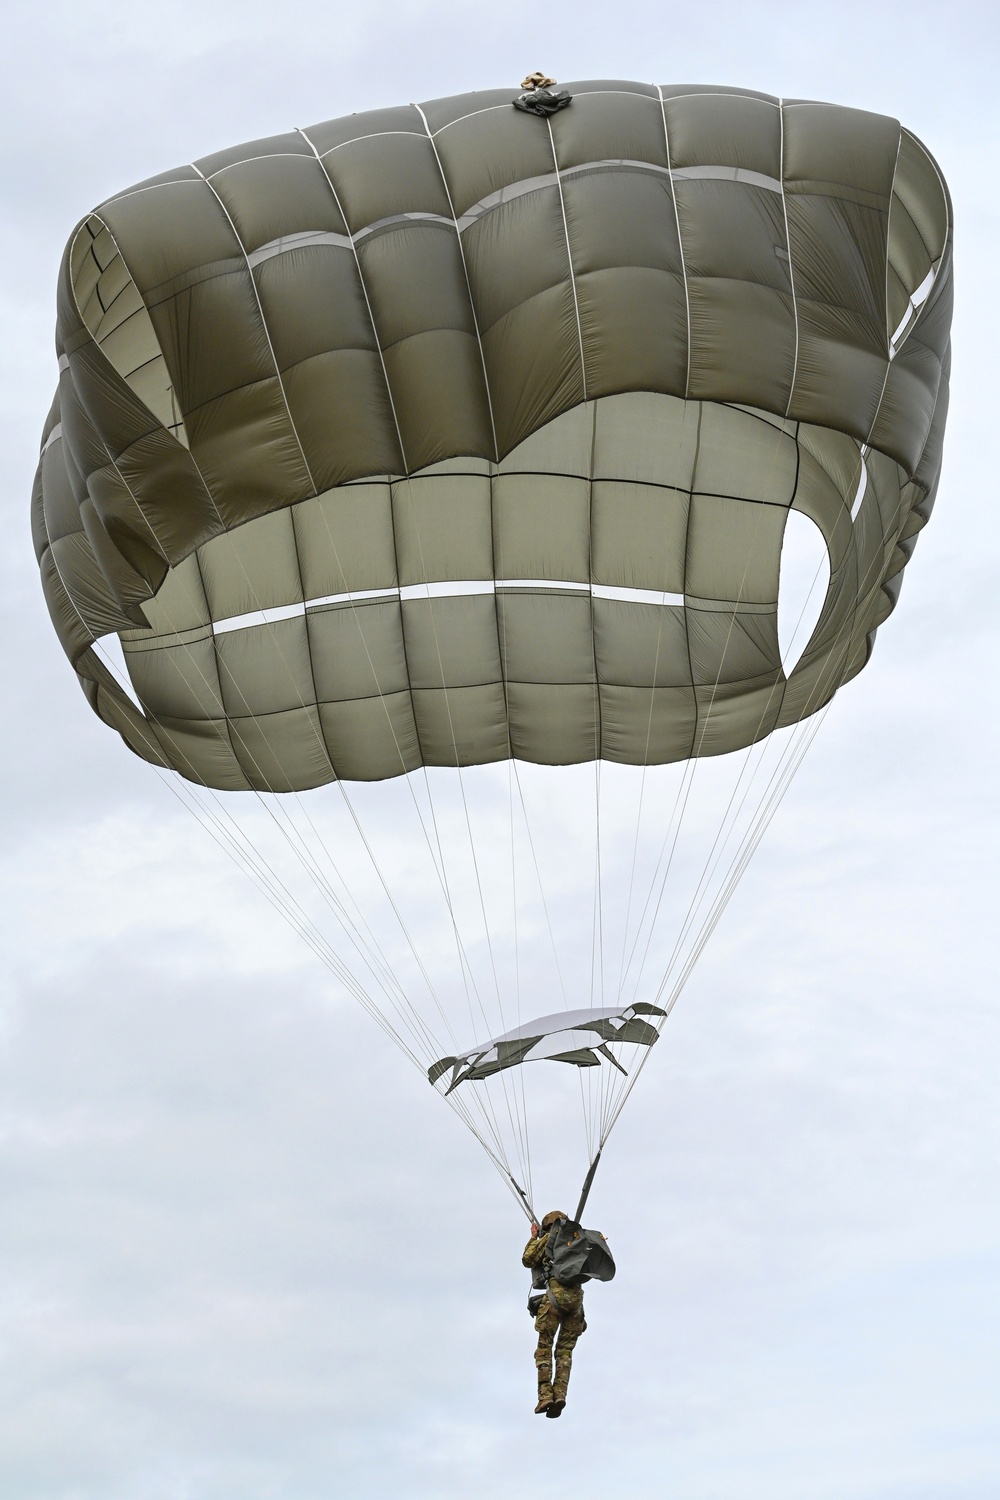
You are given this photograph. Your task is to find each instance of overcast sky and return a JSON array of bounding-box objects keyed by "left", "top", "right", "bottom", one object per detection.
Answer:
[{"left": 2, "top": 3, "right": 999, "bottom": 1497}]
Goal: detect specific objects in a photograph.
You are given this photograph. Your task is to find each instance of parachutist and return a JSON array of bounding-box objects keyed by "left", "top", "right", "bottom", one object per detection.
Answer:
[
  {"left": 523, "top": 1210, "right": 586, "bottom": 1418},
  {"left": 523, "top": 1209, "right": 616, "bottom": 1415}
]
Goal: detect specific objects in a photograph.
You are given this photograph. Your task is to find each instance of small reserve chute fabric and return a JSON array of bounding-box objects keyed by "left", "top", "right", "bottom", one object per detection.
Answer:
[{"left": 428, "top": 1001, "right": 667, "bottom": 1092}]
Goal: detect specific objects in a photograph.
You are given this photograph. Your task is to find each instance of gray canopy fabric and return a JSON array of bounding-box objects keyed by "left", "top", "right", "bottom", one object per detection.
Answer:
[
  {"left": 33, "top": 82, "right": 952, "bottom": 792},
  {"left": 428, "top": 1001, "right": 667, "bottom": 1092}
]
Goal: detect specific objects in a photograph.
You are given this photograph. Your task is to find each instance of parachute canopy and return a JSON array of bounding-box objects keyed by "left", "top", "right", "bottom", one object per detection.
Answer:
[
  {"left": 31, "top": 82, "right": 954, "bottom": 1222},
  {"left": 428, "top": 1000, "right": 666, "bottom": 1092},
  {"left": 33, "top": 81, "right": 952, "bottom": 795}
]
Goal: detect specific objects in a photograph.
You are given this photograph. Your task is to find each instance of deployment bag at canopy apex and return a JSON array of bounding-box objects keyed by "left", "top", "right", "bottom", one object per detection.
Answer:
[{"left": 547, "top": 1220, "right": 616, "bottom": 1287}]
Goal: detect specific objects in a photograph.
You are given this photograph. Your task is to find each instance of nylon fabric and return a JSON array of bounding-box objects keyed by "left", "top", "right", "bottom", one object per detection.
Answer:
[{"left": 33, "top": 82, "right": 951, "bottom": 794}]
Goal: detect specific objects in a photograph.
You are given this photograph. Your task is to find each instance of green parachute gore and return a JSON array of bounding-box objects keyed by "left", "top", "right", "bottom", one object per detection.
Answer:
[{"left": 33, "top": 82, "right": 951, "bottom": 794}]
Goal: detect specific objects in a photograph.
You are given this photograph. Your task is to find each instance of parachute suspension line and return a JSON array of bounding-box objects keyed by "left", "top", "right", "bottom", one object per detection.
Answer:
[
  {"left": 504, "top": 1167, "right": 539, "bottom": 1227},
  {"left": 619, "top": 453, "right": 857, "bottom": 1062},
  {"left": 592, "top": 756, "right": 610, "bottom": 1133},
  {"left": 93, "top": 434, "right": 462, "bottom": 1067},
  {"left": 309, "top": 499, "right": 492, "bottom": 1032},
  {"left": 292, "top": 127, "right": 533, "bottom": 1187},
  {"left": 168, "top": 190, "right": 475, "bottom": 1069},
  {"left": 613, "top": 604, "right": 669, "bottom": 1011},
  {"left": 171, "top": 571, "right": 456, "bottom": 1064},
  {"left": 587, "top": 777, "right": 605, "bottom": 1154},
  {"left": 386, "top": 477, "right": 536, "bottom": 1194},
  {"left": 587, "top": 417, "right": 601, "bottom": 1132},
  {"left": 219, "top": 646, "right": 521, "bottom": 1176},
  {"left": 578, "top": 1067, "right": 594, "bottom": 1166},
  {"left": 90, "top": 645, "right": 438, "bottom": 1069},
  {"left": 600, "top": 451, "right": 899, "bottom": 1143},
  {"left": 478, "top": 1140, "right": 537, "bottom": 1226},
  {"left": 237, "top": 793, "right": 445, "bottom": 1053},
  {"left": 262, "top": 783, "right": 450, "bottom": 1041},
  {"left": 327, "top": 781, "right": 467, "bottom": 1049},
  {"left": 433, "top": 1070, "right": 537, "bottom": 1223},
  {"left": 511, "top": 761, "right": 570, "bottom": 1010},
  {"left": 600, "top": 410, "right": 806, "bottom": 1138},
  {"left": 606, "top": 401, "right": 710, "bottom": 1044},
  {"left": 643, "top": 610, "right": 819, "bottom": 1021},
  {"left": 98, "top": 461, "right": 526, "bottom": 1185},
  {"left": 599, "top": 703, "right": 831, "bottom": 1145},
  {"left": 276, "top": 139, "right": 531, "bottom": 1175},
  {"left": 624, "top": 717, "right": 776, "bottom": 1032},
  {"left": 414, "top": 761, "right": 532, "bottom": 1184},
  {"left": 621, "top": 732, "right": 774, "bottom": 1078},
  {"left": 448, "top": 756, "right": 535, "bottom": 1193},
  {"left": 628, "top": 441, "right": 868, "bottom": 1039},
  {"left": 664, "top": 711, "right": 828, "bottom": 1006},
  {"left": 605, "top": 511, "right": 695, "bottom": 1139},
  {"left": 85, "top": 510, "right": 450, "bottom": 1072},
  {"left": 147, "top": 759, "right": 434, "bottom": 1066},
  {"left": 613, "top": 392, "right": 707, "bottom": 1018},
  {"left": 615, "top": 755, "right": 698, "bottom": 1007},
  {"left": 442, "top": 1087, "right": 528, "bottom": 1199},
  {"left": 308, "top": 491, "right": 530, "bottom": 1186},
  {"left": 161, "top": 749, "right": 445, "bottom": 1062},
  {"left": 587, "top": 398, "right": 614, "bottom": 1148},
  {"left": 396, "top": 475, "right": 533, "bottom": 1198},
  {"left": 288, "top": 135, "right": 528, "bottom": 1177},
  {"left": 493, "top": 466, "right": 572, "bottom": 1174},
  {"left": 507, "top": 758, "right": 534, "bottom": 1204}
]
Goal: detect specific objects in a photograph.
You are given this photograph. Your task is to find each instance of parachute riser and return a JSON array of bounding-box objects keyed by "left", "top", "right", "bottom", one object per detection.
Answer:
[
  {"left": 509, "top": 1149, "right": 603, "bottom": 1231},
  {"left": 507, "top": 1169, "right": 538, "bottom": 1225},
  {"left": 573, "top": 1147, "right": 603, "bottom": 1225}
]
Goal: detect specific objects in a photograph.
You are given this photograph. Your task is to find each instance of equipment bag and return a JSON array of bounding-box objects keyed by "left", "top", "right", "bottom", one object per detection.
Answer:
[{"left": 546, "top": 1220, "right": 616, "bottom": 1287}]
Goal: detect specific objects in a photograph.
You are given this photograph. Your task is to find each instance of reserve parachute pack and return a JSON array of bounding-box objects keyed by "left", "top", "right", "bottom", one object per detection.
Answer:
[{"left": 546, "top": 1219, "right": 616, "bottom": 1288}]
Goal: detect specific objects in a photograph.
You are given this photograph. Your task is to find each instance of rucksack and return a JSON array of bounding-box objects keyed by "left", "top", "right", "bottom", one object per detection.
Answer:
[{"left": 545, "top": 1219, "right": 616, "bottom": 1288}]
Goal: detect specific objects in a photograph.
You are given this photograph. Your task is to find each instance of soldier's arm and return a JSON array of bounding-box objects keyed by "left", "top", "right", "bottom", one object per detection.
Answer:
[{"left": 522, "top": 1232, "right": 549, "bottom": 1269}]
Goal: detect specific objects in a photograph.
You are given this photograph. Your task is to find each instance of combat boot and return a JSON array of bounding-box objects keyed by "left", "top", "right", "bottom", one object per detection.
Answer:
[{"left": 535, "top": 1373, "right": 554, "bottom": 1414}]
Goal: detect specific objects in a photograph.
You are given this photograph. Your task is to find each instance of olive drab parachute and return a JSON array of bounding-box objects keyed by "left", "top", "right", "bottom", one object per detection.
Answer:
[{"left": 32, "top": 81, "right": 952, "bottom": 1219}]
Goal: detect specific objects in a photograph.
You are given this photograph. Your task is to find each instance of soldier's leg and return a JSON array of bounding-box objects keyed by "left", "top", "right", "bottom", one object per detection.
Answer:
[
  {"left": 552, "top": 1303, "right": 586, "bottom": 1405},
  {"left": 533, "top": 1301, "right": 559, "bottom": 1410}
]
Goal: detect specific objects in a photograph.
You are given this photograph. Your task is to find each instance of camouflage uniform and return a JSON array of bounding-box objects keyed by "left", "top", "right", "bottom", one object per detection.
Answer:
[{"left": 522, "top": 1232, "right": 586, "bottom": 1408}]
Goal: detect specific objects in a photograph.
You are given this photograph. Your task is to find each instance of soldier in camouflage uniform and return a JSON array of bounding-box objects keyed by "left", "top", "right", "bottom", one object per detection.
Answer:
[{"left": 522, "top": 1210, "right": 587, "bottom": 1418}]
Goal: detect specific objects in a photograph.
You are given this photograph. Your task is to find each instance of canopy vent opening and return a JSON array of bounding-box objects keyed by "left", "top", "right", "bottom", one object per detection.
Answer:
[
  {"left": 777, "top": 509, "right": 830, "bottom": 676},
  {"left": 95, "top": 632, "right": 143, "bottom": 710}
]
